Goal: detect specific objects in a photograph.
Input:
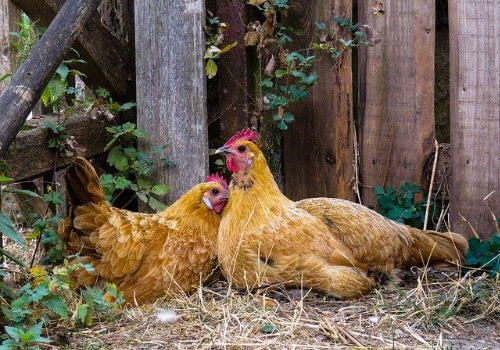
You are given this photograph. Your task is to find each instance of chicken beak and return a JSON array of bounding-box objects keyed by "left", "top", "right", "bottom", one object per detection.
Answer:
[{"left": 215, "top": 145, "right": 231, "bottom": 155}]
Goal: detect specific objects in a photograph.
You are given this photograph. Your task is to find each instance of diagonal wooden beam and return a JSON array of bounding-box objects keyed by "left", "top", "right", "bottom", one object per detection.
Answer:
[
  {"left": 0, "top": 0, "right": 102, "bottom": 157},
  {"left": 11, "top": 0, "right": 135, "bottom": 100}
]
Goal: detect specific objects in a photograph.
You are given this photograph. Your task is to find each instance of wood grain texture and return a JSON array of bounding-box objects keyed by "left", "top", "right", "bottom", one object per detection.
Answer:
[
  {"left": 217, "top": 0, "right": 251, "bottom": 138},
  {"left": 283, "top": 0, "right": 355, "bottom": 201},
  {"left": 135, "top": 0, "right": 208, "bottom": 206},
  {"left": 4, "top": 113, "right": 112, "bottom": 181},
  {"left": 0, "top": 0, "right": 101, "bottom": 157},
  {"left": 11, "top": 0, "right": 135, "bottom": 100},
  {"left": 358, "top": 1, "right": 435, "bottom": 207},
  {"left": 0, "top": 0, "right": 19, "bottom": 90},
  {"left": 449, "top": 0, "right": 500, "bottom": 239}
]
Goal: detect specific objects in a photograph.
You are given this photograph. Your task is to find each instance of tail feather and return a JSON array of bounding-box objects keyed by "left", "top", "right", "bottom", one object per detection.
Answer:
[
  {"left": 405, "top": 229, "right": 469, "bottom": 267},
  {"left": 65, "top": 157, "right": 106, "bottom": 208}
]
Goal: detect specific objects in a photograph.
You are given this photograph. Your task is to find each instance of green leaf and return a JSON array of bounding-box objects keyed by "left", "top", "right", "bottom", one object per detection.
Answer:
[
  {"left": 277, "top": 120, "right": 288, "bottom": 130},
  {"left": 300, "top": 72, "right": 318, "bottom": 85},
  {"left": 288, "top": 84, "right": 308, "bottom": 101},
  {"left": 148, "top": 197, "right": 167, "bottom": 212},
  {"left": 0, "top": 212, "right": 26, "bottom": 247},
  {"left": 2, "top": 188, "right": 43, "bottom": 198},
  {"left": 261, "top": 78, "right": 273, "bottom": 88},
  {"left": 401, "top": 209, "right": 415, "bottom": 219},
  {"left": 119, "top": 102, "right": 137, "bottom": 111},
  {"left": 0, "top": 72, "right": 11, "bottom": 83},
  {"left": 0, "top": 247, "right": 25, "bottom": 266},
  {"left": 373, "top": 186, "right": 385, "bottom": 195},
  {"left": 136, "top": 191, "right": 148, "bottom": 203},
  {"left": 4, "top": 326, "right": 23, "bottom": 341},
  {"left": 76, "top": 302, "right": 90, "bottom": 325},
  {"left": 132, "top": 128, "right": 148, "bottom": 139},
  {"left": 114, "top": 176, "right": 132, "bottom": 190},
  {"left": 0, "top": 176, "right": 13, "bottom": 183},
  {"left": 43, "top": 295, "right": 69, "bottom": 319},
  {"left": 41, "top": 121, "right": 65, "bottom": 133},
  {"left": 206, "top": 58, "right": 218, "bottom": 79},
  {"left": 151, "top": 184, "right": 169, "bottom": 196},
  {"left": 281, "top": 112, "right": 294, "bottom": 123},
  {"left": 56, "top": 64, "right": 70, "bottom": 81},
  {"left": 95, "top": 87, "right": 110, "bottom": 98},
  {"left": 43, "top": 191, "right": 62, "bottom": 205},
  {"left": 274, "top": 69, "right": 288, "bottom": 78},
  {"left": 108, "top": 147, "right": 129, "bottom": 172}
]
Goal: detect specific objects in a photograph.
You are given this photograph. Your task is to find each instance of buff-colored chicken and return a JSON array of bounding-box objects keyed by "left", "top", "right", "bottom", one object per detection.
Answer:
[
  {"left": 59, "top": 157, "right": 228, "bottom": 304},
  {"left": 215, "top": 129, "right": 468, "bottom": 298}
]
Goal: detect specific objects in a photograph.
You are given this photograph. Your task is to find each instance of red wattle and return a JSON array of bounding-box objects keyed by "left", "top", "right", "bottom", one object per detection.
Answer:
[{"left": 227, "top": 158, "right": 239, "bottom": 173}]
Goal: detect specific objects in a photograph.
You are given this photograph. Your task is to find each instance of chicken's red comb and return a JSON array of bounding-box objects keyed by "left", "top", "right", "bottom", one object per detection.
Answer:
[
  {"left": 206, "top": 173, "right": 228, "bottom": 189},
  {"left": 224, "top": 128, "right": 258, "bottom": 147}
]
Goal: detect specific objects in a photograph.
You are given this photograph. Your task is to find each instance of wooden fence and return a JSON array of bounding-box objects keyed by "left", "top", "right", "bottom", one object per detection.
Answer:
[{"left": 0, "top": 0, "right": 498, "bottom": 239}]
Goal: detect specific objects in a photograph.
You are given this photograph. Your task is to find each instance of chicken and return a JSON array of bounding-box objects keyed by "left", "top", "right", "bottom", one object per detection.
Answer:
[
  {"left": 59, "top": 157, "right": 228, "bottom": 304},
  {"left": 215, "top": 129, "right": 468, "bottom": 298}
]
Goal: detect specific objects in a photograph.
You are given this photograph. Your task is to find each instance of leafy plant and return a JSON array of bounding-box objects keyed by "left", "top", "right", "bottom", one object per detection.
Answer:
[
  {"left": 1, "top": 260, "right": 124, "bottom": 349},
  {"left": 40, "top": 57, "right": 86, "bottom": 111},
  {"left": 76, "top": 283, "right": 124, "bottom": 326},
  {"left": 84, "top": 87, "right": 137, "bottom": 121},
  {"left": 244, "top": 0, "right": 375, "bottom": 130},
  {"left": 102, "top": 122, "right": 172, "bottom": 211},
  {"left": 465, "top": 230, "right": 500, "bottom": 278},
  {"left": 204, "top": 14, "right": 238, "bottom": 79},
  {"left": 9, "top": 12, "right": 40, "bottom": 65},
  {"left": 1, "top": 322, "right": 50, "bottom": 350},
  {"left": 374, "top": 183, "right": 440, "bottom": 229}
]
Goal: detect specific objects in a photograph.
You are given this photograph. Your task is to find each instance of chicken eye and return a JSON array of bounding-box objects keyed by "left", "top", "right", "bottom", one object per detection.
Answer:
[
  {"left": 211, "top": 188, "right": 220, "bottom": 195},
  {"left": 237, "top": 145, "right": 246, "bottom": 153}
]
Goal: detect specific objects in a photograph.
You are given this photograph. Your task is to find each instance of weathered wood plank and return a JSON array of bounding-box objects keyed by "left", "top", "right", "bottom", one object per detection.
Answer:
[
  {"left": 135, "top": 1, "right": 208, "bottom": 206},
  {"left": 283, "top": 0, "right": 355, "bottom": 201},
  {"left": 10, "top": 0, "right": 135, "bottom": 100},
  {"left": 216, "top": 0, "right": 251, "bottom": 139},
  {"left": 0, "top": 0, "right": 102, "bottom": 158},
  {"left": 4, "top": 113, "right": 112, "bottom": 182},
  {"left": 0, "top": 0, "right": 20, "bottom": 90},
  {"left": 358, "top": 1, "right": 435, "bottom": 207},
  {"left": 449, "top": 0, "right": 500, "bottom": 239}
]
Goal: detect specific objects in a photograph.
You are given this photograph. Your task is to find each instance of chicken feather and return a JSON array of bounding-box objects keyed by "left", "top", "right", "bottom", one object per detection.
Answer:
[
  {"left": 216, "top": 130, "right": 468, "bottom": 298},
  {"left": 59, "top": 157, "right": 228, "bottom": 304}
]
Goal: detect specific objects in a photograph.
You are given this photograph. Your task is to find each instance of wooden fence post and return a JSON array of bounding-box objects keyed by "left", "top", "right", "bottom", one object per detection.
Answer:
[
  {"left": 0, "top": 0, "right": 102, "bottom": 158},
  {"left": 0, "top": 0, "right": 20, "bottom": 90},
  {"left": 216, "top": 0, "right": 251, "bottom": 139},
  {"left": 283, "top": 0, "right": 355, "bottom": 201},
  {"left": 449, "top": 0, "right": 500, "bottom": 239},
  {"left": 358, "top": 1, "right": 436, "bottom": 207},
  {"left": 135, "top": 1, "right": 208, "bottom": 206}
]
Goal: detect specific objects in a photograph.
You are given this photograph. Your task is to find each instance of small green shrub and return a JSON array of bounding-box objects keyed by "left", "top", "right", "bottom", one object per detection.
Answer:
[
  {"left": 374, "top": 182, "right": 440, "bottom": 229},
  {"left": 465, "top": 230, "right": 500, "bottom": 278}
]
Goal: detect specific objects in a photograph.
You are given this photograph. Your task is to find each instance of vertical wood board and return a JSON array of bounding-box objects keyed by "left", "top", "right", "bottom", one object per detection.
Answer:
[
  {"left": 358, "top": 1, "right": 435, "bottom": 207},
  {"left": 217, "top": 0, "right": 251, "bottom": 139},
  {"left": 135, "top": 0, "right": 208, "bottom": 206},
  {"left": 449, "top": 0, "right": 500, "bottom": 239},
  {"left": 283, "top": 0, "right": 355, "bottom": 201}
]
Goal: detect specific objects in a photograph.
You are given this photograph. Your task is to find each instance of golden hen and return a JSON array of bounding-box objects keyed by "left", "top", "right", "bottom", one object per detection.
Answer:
[
  {"left": 59, "top": 157, "right": 228, "bottom": 304},
  {"left": 215, "top": 129, "right": 468, "bottom": 298}
]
